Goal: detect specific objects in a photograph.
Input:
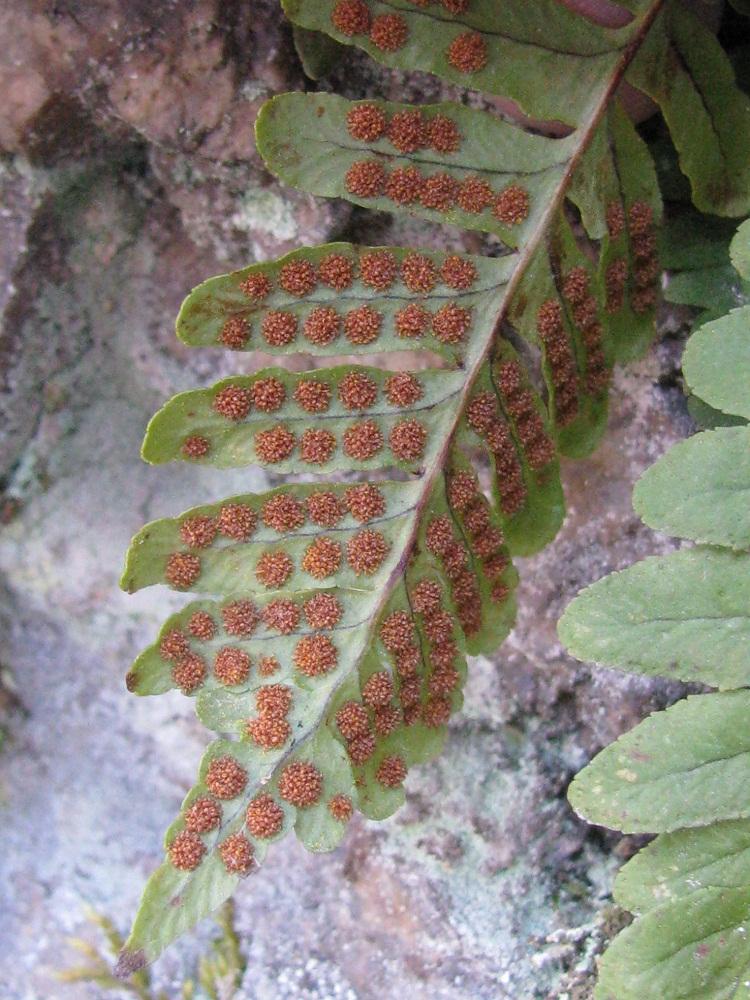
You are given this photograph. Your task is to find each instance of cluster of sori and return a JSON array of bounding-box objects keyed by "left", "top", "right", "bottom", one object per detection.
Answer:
[
  {"left": 344, "top": 102, "right": 530, "bottom": 225},
  {"left": 465, "top": 363, "right": 555, "bottom": 516},
  {"left": 334, "top": 665, "right": 410, "bottom": 782},
  {"left": 333, "top": 578, "right": 464, "bottom": 785},
  {"left": 445, "top": 467, "right": 512, "bottom": 608},
  {"left": 152, "top": 593, "right": 345, "bottom": 698},
  {"left": 159, "top": 591, "right": 356, "bottom": 876},
  {"left": 536, "top": 263, "right": 610, "bottom": 427},
  {"left": 605, "top": 200, "right": 661, "bottom": 317},
  {"left": 150, "top": 599, "right": 256, "bottom": 694},
  {"left": 347, "top": 103, "right": 464, "bottom": 154},
  {"left": 215, "top": 249, "right": 482, "bottom": 355},
  {"left": 534, "top": 199, "right": 658, "bottom": 427},
  {"left": 330, "top": 0, "right": 486, "bottom": 74},
  {"left": 180, "top": 369, "right": 433, "bottom": 469},
  {"left": 167, "top": 745, "right": 351, "bottom": 877},
  {"left": 160, "top": 485, "right": 397, "bottom": 593},
  {"left": 160, "top": 579, "right": 470, "bottom": 878},
  {"left": 423, "top": 501, "right": 496, "bottom": 640}
]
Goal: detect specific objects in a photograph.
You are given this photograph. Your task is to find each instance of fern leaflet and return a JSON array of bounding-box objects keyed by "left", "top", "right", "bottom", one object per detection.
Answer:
[{"left": 559, "top": 219, "right": 750, "bottom": 997}]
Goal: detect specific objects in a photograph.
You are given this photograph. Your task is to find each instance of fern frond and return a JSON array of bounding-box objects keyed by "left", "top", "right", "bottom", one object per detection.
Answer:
[
  {"left": 559, "top": 218, "right": 750, "bottom": 995},
  {"left": 116, "top": 0, "right": 750, "bottom": 971}
]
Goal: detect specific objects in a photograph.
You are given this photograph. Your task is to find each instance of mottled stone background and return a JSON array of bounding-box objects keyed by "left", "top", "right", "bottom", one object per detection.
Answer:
[{"left": 0, "top": 3, "right": 694, "bottom": 998}]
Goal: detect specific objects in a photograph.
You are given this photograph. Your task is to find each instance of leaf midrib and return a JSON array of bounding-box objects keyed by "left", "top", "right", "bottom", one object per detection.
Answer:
[{"left": 317, "top": 134, "right": 569, "bottom": 180}]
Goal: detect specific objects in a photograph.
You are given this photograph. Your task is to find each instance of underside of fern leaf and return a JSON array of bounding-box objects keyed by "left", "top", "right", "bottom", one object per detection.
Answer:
[{"left": 116, "top": 0, "right": 750, "bottom": 972}]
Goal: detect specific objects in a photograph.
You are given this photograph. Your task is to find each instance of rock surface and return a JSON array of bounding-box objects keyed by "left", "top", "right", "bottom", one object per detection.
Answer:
[{"left": 0, "top": 4, "right": 695, "bottom": 999}]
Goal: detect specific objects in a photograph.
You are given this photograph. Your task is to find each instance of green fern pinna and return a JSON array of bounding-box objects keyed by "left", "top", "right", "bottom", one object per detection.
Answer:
[
  {"left": 560, "top": 218, "right": 750, "bottom": 998},
  {"left": 116, "top": 0, "right": 750, "bottom": 978}
]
